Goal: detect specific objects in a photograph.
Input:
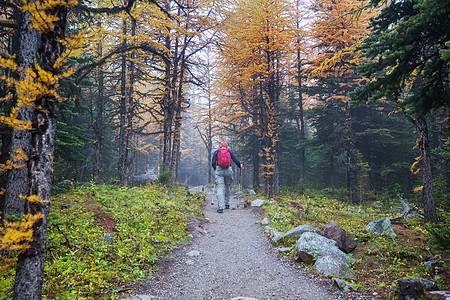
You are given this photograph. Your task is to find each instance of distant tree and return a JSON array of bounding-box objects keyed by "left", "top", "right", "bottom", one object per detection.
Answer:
[
  {"left": 306, "top": 0, "right": 373, "bottom": 203},
  {"left": 216, "top": 0, "right": 294, "bottom": 198}
]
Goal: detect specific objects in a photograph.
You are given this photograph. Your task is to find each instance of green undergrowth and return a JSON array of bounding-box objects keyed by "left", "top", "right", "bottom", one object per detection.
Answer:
[
  {"left": 1, "top": 183, "right": 204, "bottom": 300},
  {"left": 258, "top": 189, "right": 450, "bottom": 298}
]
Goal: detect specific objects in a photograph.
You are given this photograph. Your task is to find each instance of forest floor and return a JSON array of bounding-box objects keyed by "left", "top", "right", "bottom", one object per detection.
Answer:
[{"left": 120, "top": 189, "right": 368, "bottom": 300}]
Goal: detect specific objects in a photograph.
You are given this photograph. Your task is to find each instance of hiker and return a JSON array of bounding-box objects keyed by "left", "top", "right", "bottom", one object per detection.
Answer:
[{"left": 211, "top": 141, "right": 243, "bottom": 213}]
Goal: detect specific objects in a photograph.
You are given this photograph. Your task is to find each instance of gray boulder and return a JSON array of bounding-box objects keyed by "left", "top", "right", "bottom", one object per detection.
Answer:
[
  {"left": 321, "top": 221, "right": 358, "bottom": 253},
  {"left": 366, "top": 217, "right": 397, "bottom": 238},
  {"left": 248, "top": 189, "right": 256, "bottom": 195},
  {"left": 332, "top": 278, "right": 356, "bottom": 293},
  {"left": 293, "top": 232, "right": 355, "bottom": 264},
  {"left": 131, "top": 173, "right": 157, "bottom": 186},
  {"left": 188, "top": 186, "right": 205, "bottom": 195},
  {"left": 314, "top": 255, "right": 357, "bottom": 280},
  {"left": 264, "top": 226, "right": 284, "bottom": 243},
  {"left": 397, "top": 278, "right": 424, "bottom": 300},
  {"left": 272, "top": 224, "right": 316, "bottom": 243},
  {"left": 416, "top": 278, "right": 438, "bottom": 291},
  {"left": 251, "top": 199, "right": 266, "bottom": 207}
]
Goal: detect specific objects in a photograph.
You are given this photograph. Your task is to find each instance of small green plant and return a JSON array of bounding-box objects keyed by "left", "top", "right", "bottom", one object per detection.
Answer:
[
  {"left": 426, "top": 223, "right": 450, "bottom": 251},
  {"left": 157, "top": 164, "right": 173, "bottom": 186}
]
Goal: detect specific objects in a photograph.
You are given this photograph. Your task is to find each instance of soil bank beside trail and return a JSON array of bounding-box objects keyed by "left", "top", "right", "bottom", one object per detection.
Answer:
[{"left": 124, "top": 190, "right": 344, "bottom": 300}]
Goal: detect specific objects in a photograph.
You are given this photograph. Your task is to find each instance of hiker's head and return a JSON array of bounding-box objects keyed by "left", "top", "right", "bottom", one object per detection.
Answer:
[{"left": 220, "top": 141, "right": 228, "bottom": 148}]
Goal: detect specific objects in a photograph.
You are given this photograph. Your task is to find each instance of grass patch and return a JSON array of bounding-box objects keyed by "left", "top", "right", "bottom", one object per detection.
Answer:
[
  {"left": 260, "top": 189, "right": 450, "bottom": 298},
  {"left": 1, "top": 184, "right": 204, "bottom": 299}
]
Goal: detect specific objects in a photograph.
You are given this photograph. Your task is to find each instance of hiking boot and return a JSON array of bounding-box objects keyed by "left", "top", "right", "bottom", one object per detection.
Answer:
[
  {"left": 225, "top": 205, "right": 230, "bottom": 209},
  {"left": 217, "top": 209, "right": 223, "bottom": 213}
]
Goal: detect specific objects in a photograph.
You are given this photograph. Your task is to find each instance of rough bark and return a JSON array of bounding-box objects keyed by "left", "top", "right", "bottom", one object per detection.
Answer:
[
  {"left": 1, "top": 9, "right": 38, "bottom": 221},
  {"left": 415, "top": 117, "right": 438, "bottom": 223},
  {"left": 161, "top": 0, "right": 173, "bottom": 170},
  {"left": 13, "top": 3, "right": 67, "bottom": 298}
]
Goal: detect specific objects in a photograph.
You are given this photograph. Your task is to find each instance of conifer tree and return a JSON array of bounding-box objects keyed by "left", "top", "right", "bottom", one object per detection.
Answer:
[{"left": 352, "top": 0, "right": 449, "bottom": 222}]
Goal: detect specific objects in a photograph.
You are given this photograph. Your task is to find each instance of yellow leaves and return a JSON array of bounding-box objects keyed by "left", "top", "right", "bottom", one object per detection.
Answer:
[
  {"left": 1, "top": 213, "right": 42, "bottom": 250},
  {"left": 19, "top": 195, "right": 50, "bottom": 203},
  {"left": 411, "top": 156, "right": 421, "bottom": 175},
  {"left": 412, "top": 186, "right": 423, "bottom": 192},
  {"left": 0, "top": 212, "right": 43, "bottom": 272},
  {"left": 0, "top": 55, "right": 18, "bottom": 71},
  {"left": 20, "top": 0, "right": 78, "bottom": 34},
  {"left": 0, "top": 148, "right": 29, "bottom": 175}
]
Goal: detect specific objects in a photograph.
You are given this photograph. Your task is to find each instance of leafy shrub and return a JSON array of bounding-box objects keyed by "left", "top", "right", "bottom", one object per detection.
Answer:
[
  {"left": 0, "top": 184, "right": 204, "bottom": 299},
  {"left": 157, "top": 164, "right": 173, "bottom": 186},
  {"left": 426, "top": 223, "right": 450, "bottom": 251}
]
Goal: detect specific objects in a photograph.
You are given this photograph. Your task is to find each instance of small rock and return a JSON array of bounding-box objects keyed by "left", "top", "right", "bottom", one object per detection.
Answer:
[
  {"left": 424, "top": 260, "right": 438, "bottom": 269},
  {"left": 428, "top": 291, "right": 450, "bottom": 299},
  {"left": 185, "top": 259, "right": 194, "bottom": 265},
  {"left": 251, "top": 199, "right": 266, "bottom": 207},
  {"left": 398, "top": 278, "right": 425, "bottom": 300},
  {"left": 247, "top": 189, "right": 256, "bottom": 195},
  {"left": 332, "top": 278, "right": 356, "bottom": 292},
  {"left": 277, "top": 247, "right": 292, "bottom": 253},
  {"left": 320, "top": 221, "right": 358, "bottom": 253},
  {"left": 272, "top": 224, "right": 316, "bottom": 243},
  {"left": 314, "top": 255, "right": 357, "bottom": 280},
  {"left": 366, "top": 217, "right": 397, "bottom": 238},
  {"left": 186, "top": 250, "right": 200, "bottom": 257},
  {"left": 416, "top": 278, "right": 438, "bottom": 291},
  {"left": 261, "top": 218, "right": 270, "bottom": 225},
  {"left": 100, "top": 233, "right": 113, "bottom": 243}
]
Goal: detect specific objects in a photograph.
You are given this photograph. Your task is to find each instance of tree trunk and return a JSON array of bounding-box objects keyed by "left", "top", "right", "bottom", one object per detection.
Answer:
[
  {"left": 118, "top": 20, "right": 131, "bottom": 185},
  {"left": 415, "top": 117, "right": 438, "bottom": 223},
  {"left": 162, "top": 0, "right": 173, "bottom": 170},
  {"left": 13, "top": 3, "right": 67, "bottom": 298},
  {"left": 252, "top": 137, "right": 260, "bottom": 189},
  {"left": 0, "top": 9, "right": 38, "bottom": 221},
  {"left": 330, "top": 151, "right": 335, "bottom": 191},
  {"left": 296, "top": 24, "right": 305, "bottom": 181},
  {"left": 92, "top": 38, "right": 103, "bottom": 184}
]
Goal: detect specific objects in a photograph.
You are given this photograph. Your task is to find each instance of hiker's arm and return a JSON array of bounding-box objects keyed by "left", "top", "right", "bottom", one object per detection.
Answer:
[
  {"left": 230, "top": 151, "right": 242, "bottom": 168},
  {"left": 211, "top": 150, "right": 218, "bottom": 170}
]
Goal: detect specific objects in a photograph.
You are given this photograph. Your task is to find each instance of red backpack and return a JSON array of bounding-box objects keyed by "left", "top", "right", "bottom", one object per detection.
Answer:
[{"left": 217, "top": 148, "right": 231, "bottom": 168}]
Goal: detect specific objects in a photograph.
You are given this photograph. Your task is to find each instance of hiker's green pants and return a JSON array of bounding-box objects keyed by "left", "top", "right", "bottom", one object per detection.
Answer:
[{"left": 215, "top": 166, "right": 233, "bottom": 210}]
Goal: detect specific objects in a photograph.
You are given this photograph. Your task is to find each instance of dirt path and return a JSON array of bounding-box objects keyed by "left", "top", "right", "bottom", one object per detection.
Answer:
[{"left": 124, "top": 190, "right": 343, "bottom": 300}]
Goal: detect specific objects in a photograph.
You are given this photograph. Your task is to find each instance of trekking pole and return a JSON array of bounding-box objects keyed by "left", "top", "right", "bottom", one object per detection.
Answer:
[
  {"left": 238, "top": 167, "right": 241, "bottom": 204},
  {"left": 211, "top": 184, "right": 215, "bottom": 205}
]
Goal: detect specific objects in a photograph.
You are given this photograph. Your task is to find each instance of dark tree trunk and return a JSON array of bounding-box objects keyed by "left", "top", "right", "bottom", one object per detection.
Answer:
[
  {"left": 415, "top": 117, "right": 438, "bottom": 223},
  {"left": 118, "top": 19, "right": 133, "bottom": 185},
  {"left": 252, "top": 137, "right": 260, "bottom": 189},
  {"left": 162, "top": 0, "right": 173, "bottom": 170},
  {"left": 0, "top": 9, "right": 38, "bottom": 221},
  {"left": 92, "top": 39, "right": 103, "bottom": 184},
  {"left": 13, "top": 3, "right": 67, "bottom": 298},
  {"left": 296, "top": 28, "right": 305, "bottom": 181},
  {"left": 345, "top": 107, "right": 358, "bottom": 204},
  {"left": 330, "top": 151, "right": 335, "bottom": 191},
  {"left": 347, "top": 144, "right": 358, "bottom": 204}
]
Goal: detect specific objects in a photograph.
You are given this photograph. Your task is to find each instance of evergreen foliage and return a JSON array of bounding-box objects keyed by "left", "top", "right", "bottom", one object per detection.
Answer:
[{"left": 351, "top": 0, "right": 450, "bottom": 116}]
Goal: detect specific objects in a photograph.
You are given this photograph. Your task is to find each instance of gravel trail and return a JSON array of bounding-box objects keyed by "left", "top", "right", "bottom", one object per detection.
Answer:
[{"left": 125, "top": 190, "right": 343, "bottom": 300}]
